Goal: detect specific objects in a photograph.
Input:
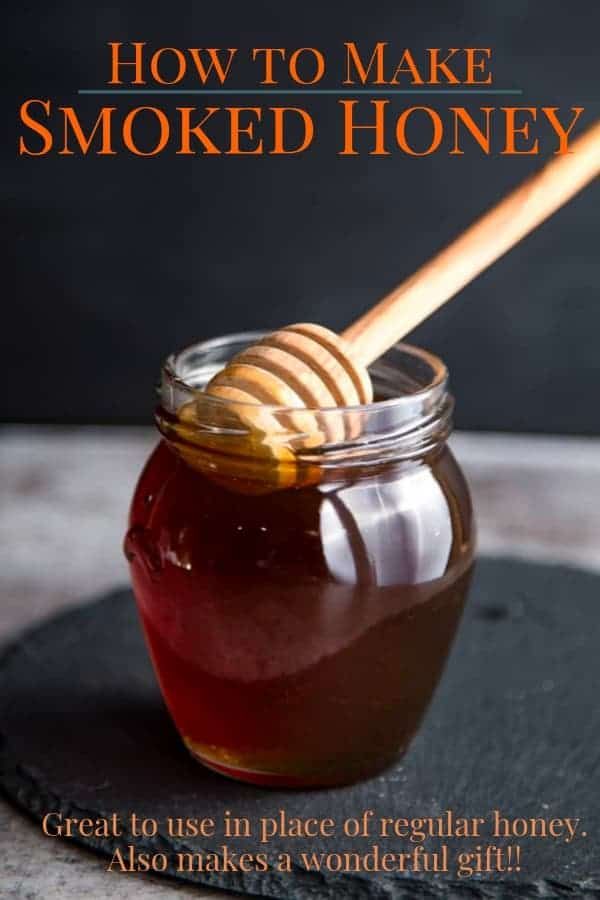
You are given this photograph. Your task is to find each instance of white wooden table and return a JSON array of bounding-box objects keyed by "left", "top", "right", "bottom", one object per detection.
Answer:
[{"left": 2, "top": 427, "right": 599, "bottom": 899}]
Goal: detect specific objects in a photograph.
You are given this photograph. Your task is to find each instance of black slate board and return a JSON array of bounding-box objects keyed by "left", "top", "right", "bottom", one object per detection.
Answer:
[{"left": 1, "top": 558, "right": 599, "bottom": 899}]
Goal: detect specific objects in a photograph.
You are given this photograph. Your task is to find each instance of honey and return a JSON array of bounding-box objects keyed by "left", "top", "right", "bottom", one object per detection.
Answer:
[{"left": 125, "top": 335, "right": 475, "bottom": 787}]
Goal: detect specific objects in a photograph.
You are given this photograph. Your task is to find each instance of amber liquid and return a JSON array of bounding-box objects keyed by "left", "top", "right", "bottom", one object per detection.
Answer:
[{"left": 126, "top": 440, "right": 474, "bottom": 787}]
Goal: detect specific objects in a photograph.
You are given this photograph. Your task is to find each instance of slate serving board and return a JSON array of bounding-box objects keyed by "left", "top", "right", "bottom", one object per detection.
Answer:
[{"left": 1, "top": 558, "right": 599, "bottom": 899}]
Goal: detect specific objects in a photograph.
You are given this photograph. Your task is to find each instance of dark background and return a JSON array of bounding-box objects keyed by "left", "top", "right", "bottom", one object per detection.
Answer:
[{"left": 5, "top": 1, "right": 599, "bottom": 432}]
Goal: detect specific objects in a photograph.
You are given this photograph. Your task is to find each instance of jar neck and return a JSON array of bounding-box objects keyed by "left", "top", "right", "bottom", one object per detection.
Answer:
[
  {"left": 156, "top": 334, "right": 453, "bottom": 477},
  {"left": 291, "top": 391, "right": 454, "bottom": 470}
]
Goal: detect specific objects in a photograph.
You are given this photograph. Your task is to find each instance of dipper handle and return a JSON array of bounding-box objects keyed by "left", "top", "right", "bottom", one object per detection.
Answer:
[{"left": 343, "top": 120, "right": 600, "bottom": 368}]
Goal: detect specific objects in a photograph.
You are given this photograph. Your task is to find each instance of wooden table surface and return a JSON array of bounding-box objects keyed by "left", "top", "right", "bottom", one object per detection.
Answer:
[{"left": 2, "top": 426, "right": 599, "bottom": 899}]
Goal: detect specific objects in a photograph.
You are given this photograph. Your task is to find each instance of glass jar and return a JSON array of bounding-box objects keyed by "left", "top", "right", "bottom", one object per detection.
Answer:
[{"left": 125, "top": 332, "right": 475, "bottom": 788}]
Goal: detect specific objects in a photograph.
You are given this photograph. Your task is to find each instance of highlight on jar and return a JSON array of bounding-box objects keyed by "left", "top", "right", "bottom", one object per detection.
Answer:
[{"left": 124, "top": 121, "right": 600, "bottom": 788}]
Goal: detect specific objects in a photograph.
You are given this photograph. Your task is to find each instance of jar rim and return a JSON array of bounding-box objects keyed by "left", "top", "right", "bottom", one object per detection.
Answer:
[
  {"left": 159, "top": 331, "right": 453, "bottom": 466},
  {"left": 161, "top": 330, "right": 448, "bottom": 415}
]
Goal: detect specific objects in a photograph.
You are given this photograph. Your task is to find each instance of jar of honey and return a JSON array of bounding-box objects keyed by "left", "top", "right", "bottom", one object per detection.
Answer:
[{"left": 125, "top": 333, "right": 475, "bottom": 787}]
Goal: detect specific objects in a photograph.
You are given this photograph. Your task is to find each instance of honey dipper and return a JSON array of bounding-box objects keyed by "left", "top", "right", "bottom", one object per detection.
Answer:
[{"left": 206, "top": 119, "right": 600, "bottom": 427}]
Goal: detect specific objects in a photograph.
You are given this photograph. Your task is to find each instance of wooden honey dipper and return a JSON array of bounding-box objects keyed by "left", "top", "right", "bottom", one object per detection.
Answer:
[{"left": 206, "top": 119, "right": 600, "bottom": 434}]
